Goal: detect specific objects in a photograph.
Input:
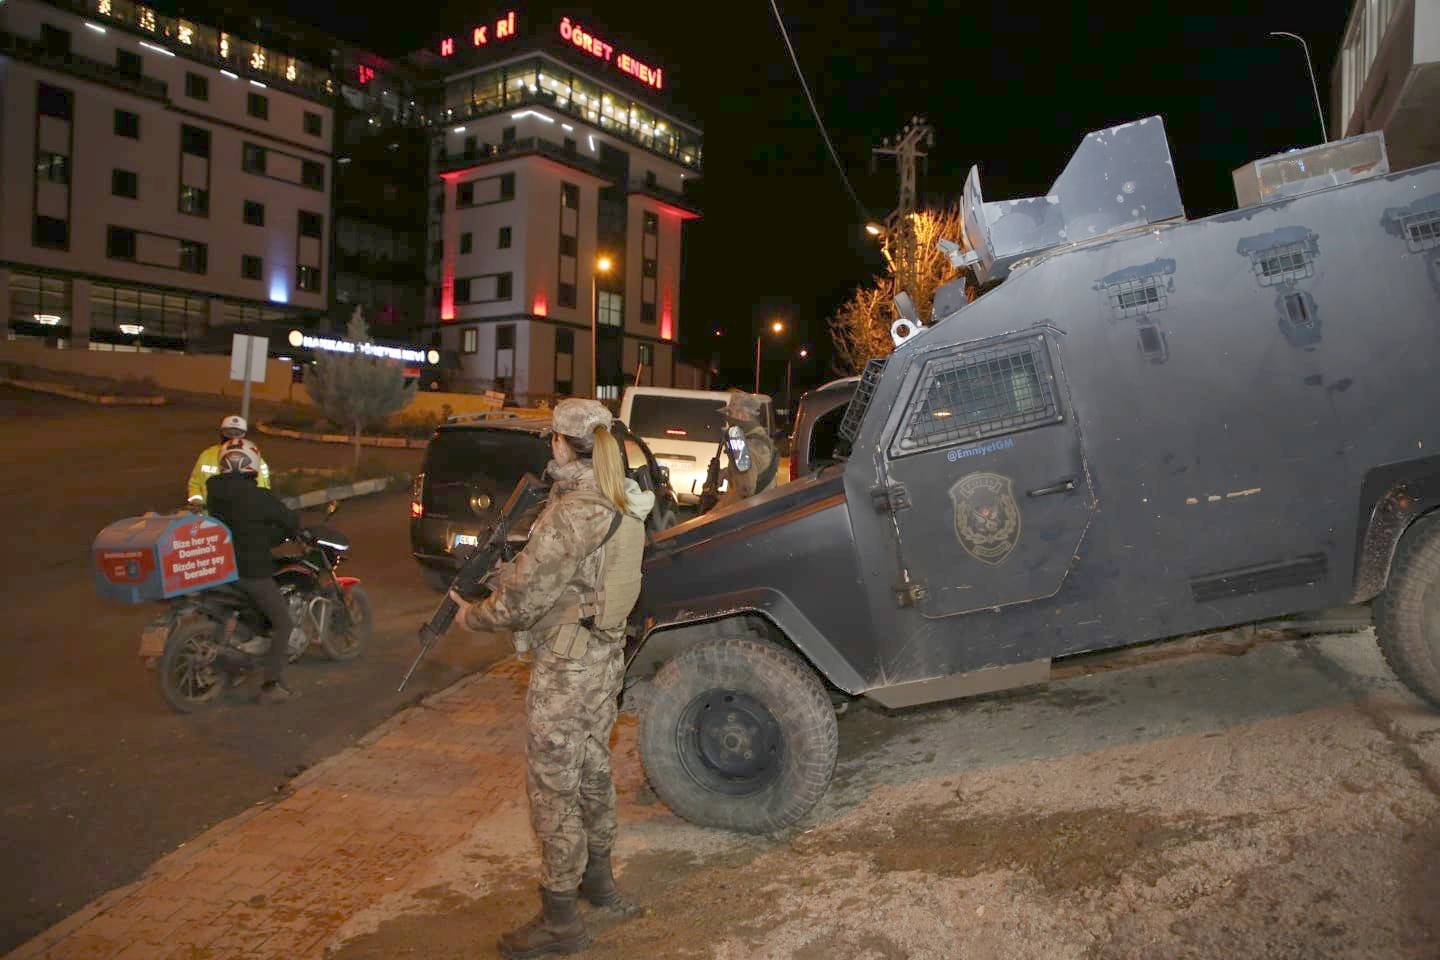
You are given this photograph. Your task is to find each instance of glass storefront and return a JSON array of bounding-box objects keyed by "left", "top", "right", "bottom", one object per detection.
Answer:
[
  {"left": 90, "top": 283, "right": 206, "bottom": 351},
  {"left": 7, "top": 273, "right": 72, "bottom": 341},
  {"left": 438, "top": 57, "right": 703, "bottom": 171}
]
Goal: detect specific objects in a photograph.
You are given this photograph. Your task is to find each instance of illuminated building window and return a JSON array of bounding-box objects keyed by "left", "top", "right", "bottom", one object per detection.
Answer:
[
  {"left": 462, "top": 328, "right": 478, "bottom": 353},
  {"left": 297, "top": 265, "right": 320, "bottom": 291},
  {"left": 179, "top": 185, "right": 209, "bottom": 216},
  {"left": 597, "top": 291, "right": 622, "bottom": 327},
  {"left": 644, "top": 212, "right": 658, "bottom": 235},
  {"left": 639, "top": 343, "right": 654, "bottom": 366},
  {"left": 138, "top": 6, "right": 156, "bottom": 31},
  {"left": 35, "top": 152, "right": 69, "bottom": 185},
  {"left": 8, "top": 273, "right": 71, "bottom": 331},
  {"left": 561, "top": 183, "right": 579, "bottom": 210},
  {"left": 250, "top": 47, "right": 266, "bottom": 71}
]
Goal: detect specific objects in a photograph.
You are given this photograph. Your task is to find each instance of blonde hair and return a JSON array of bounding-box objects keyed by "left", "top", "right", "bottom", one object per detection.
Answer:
[{"left": 589, "top": 424, "right": 628, "bottom": 510}]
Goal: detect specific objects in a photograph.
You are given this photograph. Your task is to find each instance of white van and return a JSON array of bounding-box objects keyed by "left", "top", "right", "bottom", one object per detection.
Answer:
[{"left": 619, "top": 386, "right": 773, "bottom": 504}]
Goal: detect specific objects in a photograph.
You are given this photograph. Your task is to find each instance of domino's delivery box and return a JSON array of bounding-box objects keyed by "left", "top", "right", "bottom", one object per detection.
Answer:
[{"left": 92, "top": 512, "right": 238, "bottom": 604}]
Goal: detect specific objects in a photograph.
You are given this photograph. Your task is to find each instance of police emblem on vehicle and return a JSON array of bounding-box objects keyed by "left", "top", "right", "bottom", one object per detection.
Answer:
[{"left": 950, "top": 472, "right": 1021, "bottom": 565}]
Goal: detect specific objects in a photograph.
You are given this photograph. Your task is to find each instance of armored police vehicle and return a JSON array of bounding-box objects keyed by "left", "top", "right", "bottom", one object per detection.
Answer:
[{"left": 625, "top": 117, "right": 1440, "bottom": 834}]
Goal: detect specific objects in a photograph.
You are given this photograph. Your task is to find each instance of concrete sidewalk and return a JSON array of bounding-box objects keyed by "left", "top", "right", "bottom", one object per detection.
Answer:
[{"left": 7, "top": 656, "right": 575, "bottom": 960}]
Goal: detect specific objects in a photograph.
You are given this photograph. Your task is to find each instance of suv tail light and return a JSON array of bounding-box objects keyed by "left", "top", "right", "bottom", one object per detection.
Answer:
[{"left": 410, "top": 472, "right": 425, "bottom": 519}]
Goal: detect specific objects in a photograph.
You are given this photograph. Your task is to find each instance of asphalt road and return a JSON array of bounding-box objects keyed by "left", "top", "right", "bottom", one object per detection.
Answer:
[{"left": 0, "top": 386, "right": 510, "bottom": 953}]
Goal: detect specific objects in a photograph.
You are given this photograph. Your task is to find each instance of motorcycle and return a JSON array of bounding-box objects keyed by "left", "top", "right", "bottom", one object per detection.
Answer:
[{"left": 141, "top": 502, "right": 372, "bottom": 712}]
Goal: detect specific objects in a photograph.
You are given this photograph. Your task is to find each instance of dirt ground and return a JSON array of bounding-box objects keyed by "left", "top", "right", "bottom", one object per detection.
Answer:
[{"left": 324, "top": 633, "right": 1440, "bottom": 960}]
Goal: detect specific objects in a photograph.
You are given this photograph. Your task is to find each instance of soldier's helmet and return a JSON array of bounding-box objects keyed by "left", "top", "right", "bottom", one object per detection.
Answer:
[
  {"left": 719, "top": 392, "right": 763, "bottom": 423},
  {"left": 546, "top": 397, "right": 613, "bottom": 441}
]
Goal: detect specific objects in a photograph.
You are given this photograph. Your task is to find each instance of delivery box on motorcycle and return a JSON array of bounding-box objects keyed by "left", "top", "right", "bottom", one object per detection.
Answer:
[{"left": 92, "top": 512, "right": 239, "bottom": 604}]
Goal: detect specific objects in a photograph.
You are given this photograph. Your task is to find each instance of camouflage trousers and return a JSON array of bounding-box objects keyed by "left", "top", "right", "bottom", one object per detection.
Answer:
[{"left": 524, "top": 630, "right": 626, "bottom": 892}]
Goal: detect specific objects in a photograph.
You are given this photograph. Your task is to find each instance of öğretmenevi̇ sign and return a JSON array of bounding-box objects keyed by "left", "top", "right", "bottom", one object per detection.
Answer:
[
  {"left": 435, "top": 12, "right": 665, "bottom": 92},
  {"left": 558, "top": 17, "right": 663, "bottom": 90}
]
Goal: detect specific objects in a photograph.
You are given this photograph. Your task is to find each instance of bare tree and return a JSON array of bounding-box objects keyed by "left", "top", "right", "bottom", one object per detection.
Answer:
[
  {"left": 305, "top": 307, "right": 417, "bottom": 468},
  {"left": 827, "top": 204, "right": 973, "bottom": 373}
]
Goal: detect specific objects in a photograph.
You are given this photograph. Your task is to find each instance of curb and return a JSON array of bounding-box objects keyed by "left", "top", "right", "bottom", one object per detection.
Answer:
[
  {"left": 256, "top": 420, "right": 429, "bottom": 449},
  {"left": 279, "top": 475, "right": 397, "bottom": 510},
  {"left": 1, "top": 376, "right": 167, "bottom": 406}
]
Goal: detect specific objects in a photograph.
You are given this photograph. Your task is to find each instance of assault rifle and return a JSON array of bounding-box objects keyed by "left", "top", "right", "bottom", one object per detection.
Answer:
[
  {"left": 397, "top": 473, "right": 549, "bottom": 692},
  {"left": 697, "top": 440, "right": 724, "bottom": 514}
]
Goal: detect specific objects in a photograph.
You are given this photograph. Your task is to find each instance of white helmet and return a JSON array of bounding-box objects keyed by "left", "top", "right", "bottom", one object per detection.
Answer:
[
  {"left": 217, "top": 438, "right": 263, "bottom": 476},
  {"left": 220, "top": 415, "right": 247, "bottom": 440}
]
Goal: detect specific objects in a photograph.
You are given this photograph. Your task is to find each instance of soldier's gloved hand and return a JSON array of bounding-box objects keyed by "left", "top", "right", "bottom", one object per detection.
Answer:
[{"left": 447, "top": 588, "right": 480, "bottom": 630}]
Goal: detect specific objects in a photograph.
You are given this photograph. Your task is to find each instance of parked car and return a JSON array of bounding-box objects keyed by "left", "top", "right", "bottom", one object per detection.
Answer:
[
  {"left": 620, "top": 386, "right": 774, "bottom": 504},
  {"left": 410, "top": 411, "right": 678, "bottom": 590},
  {"left": 622, "top": 122, "right": 1440, "bottom": 835},
  {"left": 788, "top": 376, "right": 859, "bottom": 481}
]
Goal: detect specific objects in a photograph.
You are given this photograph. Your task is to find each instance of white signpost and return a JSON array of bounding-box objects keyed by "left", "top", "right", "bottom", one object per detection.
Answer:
[{"left": 229, "top": 334, "right": 268, "bottom": 421}]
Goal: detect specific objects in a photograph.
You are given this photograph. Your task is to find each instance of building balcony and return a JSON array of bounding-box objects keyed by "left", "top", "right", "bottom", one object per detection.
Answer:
[
  {"left": 629, "top": 180, "right": 701, "bottom": 217},
  {"left": 436, "top": 136, "right": 617, "bottom": 185},
  {"left": 434, "top": 85, "right": 703, "bottom": 174},
  {"left": 0, "top": 29, "right": 168, "bottom": 100}
]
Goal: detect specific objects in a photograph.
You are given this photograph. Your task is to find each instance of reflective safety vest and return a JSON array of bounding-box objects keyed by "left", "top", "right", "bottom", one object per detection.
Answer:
[{"left": 187, "top": 444, "right": 272, "bottom": 504}]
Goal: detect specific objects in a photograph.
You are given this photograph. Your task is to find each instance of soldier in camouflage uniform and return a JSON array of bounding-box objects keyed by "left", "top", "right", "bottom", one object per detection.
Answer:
[
  {"left": 716, "top": 392, "right": 778, "bottom": 509},
  {"left": 452, "top": 397, "right": 654, "bottom": 959}
]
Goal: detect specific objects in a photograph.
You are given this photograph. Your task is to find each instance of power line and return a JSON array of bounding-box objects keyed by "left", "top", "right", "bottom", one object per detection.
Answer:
[{"left": 768, "top": 0, "right": 869, "bottom": 222}]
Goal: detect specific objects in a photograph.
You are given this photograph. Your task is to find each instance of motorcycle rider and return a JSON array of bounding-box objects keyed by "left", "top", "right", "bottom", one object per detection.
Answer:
[
  {"left": 188, "top": 415, "right": 271, "bottom": 510},
  {"left": 715, "top": 392, "right": 778, "bottom": 509},
  {"left": 205, "top": 438, "right": 301, "bottom": 704}
]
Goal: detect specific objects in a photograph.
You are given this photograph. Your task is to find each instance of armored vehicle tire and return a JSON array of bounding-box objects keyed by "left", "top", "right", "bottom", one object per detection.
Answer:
[
  {"left": 638, "top": 638, "right": 838, "bottom": 834},
  {"left": 1374, "top": 516, "right": 1440, "bottom": 708},
  {"left": 157, "top": 620, "right": 227, "bottom": 713}
]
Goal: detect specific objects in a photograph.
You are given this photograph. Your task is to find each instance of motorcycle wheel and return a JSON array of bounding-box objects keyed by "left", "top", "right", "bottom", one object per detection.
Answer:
[
  {"left": 156, "top": 620, "right": 227, "bottom": 713},
  {"left": 321, "top": 585, "right": 372, "bottom": 661}
]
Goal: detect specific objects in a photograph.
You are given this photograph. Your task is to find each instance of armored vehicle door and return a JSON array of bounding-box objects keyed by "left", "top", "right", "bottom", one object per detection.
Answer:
[{"left": 876, "top": 329, "right": 1095, "bottom": 616}]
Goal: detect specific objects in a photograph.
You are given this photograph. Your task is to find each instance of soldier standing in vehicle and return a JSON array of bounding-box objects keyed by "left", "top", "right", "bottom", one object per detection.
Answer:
[
  {"left": 716, "top": 392, "right": 778, "bottom": 509},
  {"left": 450, "top": 398, "right": 655, "bottom": 958}
]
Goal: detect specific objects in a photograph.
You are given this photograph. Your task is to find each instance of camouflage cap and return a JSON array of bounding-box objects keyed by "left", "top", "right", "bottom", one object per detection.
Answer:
[
  {"left": 546, "top": 397, "right": 613, "bottom": 439},
  {"left": 719, "top": 392, "right": 763, "bottom": 421}
]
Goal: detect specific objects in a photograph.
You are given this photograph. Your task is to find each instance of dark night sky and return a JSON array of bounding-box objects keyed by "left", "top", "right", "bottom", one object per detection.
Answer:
[{"left": 208, "top": 0, "right": 1355, "bottom": 392}]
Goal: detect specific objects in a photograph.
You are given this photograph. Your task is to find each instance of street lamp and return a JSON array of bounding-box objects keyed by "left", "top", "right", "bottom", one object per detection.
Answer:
[
  {"left": 591, "top": 254, "right": 614, "bottom": 399},
  {"left": 755, "top": 318, "right": 784, "bottom": 393},
  {"left": 785, "top": 346, "right": 809, "bottom": 417},
  {"left": 1268, "top": 31, "right": 1329, "bottom": 144}
]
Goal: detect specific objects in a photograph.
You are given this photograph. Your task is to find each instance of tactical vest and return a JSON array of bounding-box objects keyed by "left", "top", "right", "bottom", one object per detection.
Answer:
[{"left": 535, "top": 490, "right": 646, "bottom": 661}]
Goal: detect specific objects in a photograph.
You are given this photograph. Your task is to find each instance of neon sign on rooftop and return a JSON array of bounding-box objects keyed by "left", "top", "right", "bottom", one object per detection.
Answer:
[{"left": 436, "top": 11, "right": 665, "bottom": 92}]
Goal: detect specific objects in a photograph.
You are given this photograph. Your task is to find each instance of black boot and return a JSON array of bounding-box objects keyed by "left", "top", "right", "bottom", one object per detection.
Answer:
[
  {"left": 580, "top": 848, "right": 639, "bottom": 916},
  {"left": 498, "top": 887, "right": 589, "bottom": 959}
]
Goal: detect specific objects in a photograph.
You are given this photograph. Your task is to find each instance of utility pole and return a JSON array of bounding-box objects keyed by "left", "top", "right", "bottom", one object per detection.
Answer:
[{"left": 871, "top": 115, "right": 935, "bottom": 230}]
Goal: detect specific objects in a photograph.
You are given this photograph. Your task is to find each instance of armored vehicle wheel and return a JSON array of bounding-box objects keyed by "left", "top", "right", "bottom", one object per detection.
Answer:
[
  {"left": 1374, "top": 516, "right": 1440, "bottom": 708},
  {"left": 638, "top": 638, "right": 838, "bottom": 834}
]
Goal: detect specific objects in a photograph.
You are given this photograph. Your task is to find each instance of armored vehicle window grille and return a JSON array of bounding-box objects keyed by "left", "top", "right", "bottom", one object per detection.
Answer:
[
  {"left": 896, "top": 340, "right": 1058, "bottom": 454},
  {"left": 837, "top": 356, "right": 886, "bottom": 445},
  {"left": 1401, "top": 210, "right": 1440, "bottom": 252},
  {"left": 1252, "top": 241, "right": 1314, "bottom": 285},
  {"left": 1107, "top": 278, "right": 1166, "bottom": 318}
]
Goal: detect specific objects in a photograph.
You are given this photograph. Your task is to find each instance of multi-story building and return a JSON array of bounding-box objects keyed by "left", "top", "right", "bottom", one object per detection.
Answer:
[
  {"left": 329, "top": 49, "right": 429, "bottom": 341},
  {"left": 1332, "top": 0, "right": 1440, "bottom": 170},
  {"left": 424, "top": 11, "right": 704, "bottom": 404},
  {"left": 0, "top": 0, "right": 334, "bottom": 352}
]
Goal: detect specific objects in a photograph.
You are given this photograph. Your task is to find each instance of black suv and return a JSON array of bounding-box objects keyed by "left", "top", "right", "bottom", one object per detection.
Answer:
[{"left": 411, "top": 413, "right": 677, "bottom": 590}]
